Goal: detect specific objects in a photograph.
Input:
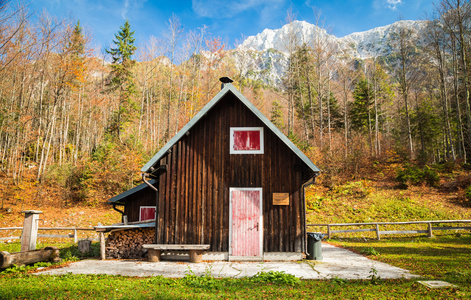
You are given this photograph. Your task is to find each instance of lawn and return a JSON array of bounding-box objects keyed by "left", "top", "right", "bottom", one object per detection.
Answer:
[
  {"left": 331, "top": 234, "right": 471, "bottom": 284},
  {"left": 0, "top": 234, "right": 470, "bottom": 299}
]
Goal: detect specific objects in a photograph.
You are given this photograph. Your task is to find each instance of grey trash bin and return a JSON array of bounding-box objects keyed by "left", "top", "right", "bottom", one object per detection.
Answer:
[{"left": 307, "top": 232, "right": 325, "bottom": 260}]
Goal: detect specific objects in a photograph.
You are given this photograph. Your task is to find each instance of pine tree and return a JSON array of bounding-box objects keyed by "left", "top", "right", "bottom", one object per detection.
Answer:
[
  {"left": 106, "top": 20, "right": 138, "bottom": 139},
  {"left": 67, "top": 21, "right": 86, "bottom": 88},
  {"left": 350, "top": 78, "right": 374, "bottom": 133},
  {"left": 270, "top": 100, "right": 285, "bottom": 130}
]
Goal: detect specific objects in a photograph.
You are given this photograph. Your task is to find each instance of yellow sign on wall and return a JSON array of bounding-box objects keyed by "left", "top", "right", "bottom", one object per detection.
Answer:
[{"left": 273, "top": 193, "right": 289, "bottom": 205}]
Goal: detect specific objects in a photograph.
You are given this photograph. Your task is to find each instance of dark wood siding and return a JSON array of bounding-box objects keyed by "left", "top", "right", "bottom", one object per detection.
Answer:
[
  {"left": 123, "top": 188, "right": 157, "bottom": 222},
  {"left": 155, "top": 92, "right": 310, "bottom": 252}
]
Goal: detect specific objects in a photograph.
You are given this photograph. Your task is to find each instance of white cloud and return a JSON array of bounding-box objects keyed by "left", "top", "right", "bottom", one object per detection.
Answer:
[
  {"left": 192, "top": 0, "right": 285, "bottom": 19},
  {"left": 120, "top": 0, "right": 147, "bottom": 20},
  {"left": 386, "top": 0, "right": 402, "bottom": 10},
  {"left": 121, "top": 0, "right": 130, "bottom": 19}
]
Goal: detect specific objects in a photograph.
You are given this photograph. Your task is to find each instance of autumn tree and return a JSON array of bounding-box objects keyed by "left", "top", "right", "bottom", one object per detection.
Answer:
[
  {"left": 162, "top": 14, "right": 183, "bottom": 140},
  {"left": 388, "top": 23, "right": 423, "bottom": 158},
  {"left": 435, "top": 0, "right": 471, "bottom": 160},
  {"left": 281, "top": 9, "right": 300, "bottom": 136}
]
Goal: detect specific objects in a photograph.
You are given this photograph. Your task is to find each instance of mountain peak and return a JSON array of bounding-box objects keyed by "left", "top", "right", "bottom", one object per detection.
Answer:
[
  {"left": 239, "top": 19, "right": 427, "bottom": 59},
  {"left": 234, "top": 19, "right": 428, "bottom": 86},
  {"left": 240, "top": 20, "right": 331, "bottom": 54}
]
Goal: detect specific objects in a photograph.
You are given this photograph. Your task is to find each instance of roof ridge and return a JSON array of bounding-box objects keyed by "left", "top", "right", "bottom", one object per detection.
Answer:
[{"left": 141, "top": 83, "right": 320, "bottom": 174}]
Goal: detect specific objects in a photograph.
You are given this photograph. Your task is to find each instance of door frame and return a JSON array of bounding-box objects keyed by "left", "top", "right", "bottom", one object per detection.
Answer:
[{"left": 228, "top": 187, "right": 263, "bottom": 257}]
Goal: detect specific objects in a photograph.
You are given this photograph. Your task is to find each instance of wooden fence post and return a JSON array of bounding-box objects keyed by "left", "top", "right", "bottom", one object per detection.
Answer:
[
  {"left": 327, "top": 225, "right": 331, "bottom": 239},
  {"left": 78, "top": 240, "right": 92, "bottom": 253},
  {"left": 427, "top": 223, "right": 433, "bottom": 238},
  {"left": 74, "top": 229, "right": 78, "bottom": 243},
  {"left": 20, "top": 210, "right": 42, "bottom": 251},
  {"left": 375, "top": 224, "right": 381, "bottom": 240},
  {"left": 99, "top": 231, "right": 105, "bottom": 260}
]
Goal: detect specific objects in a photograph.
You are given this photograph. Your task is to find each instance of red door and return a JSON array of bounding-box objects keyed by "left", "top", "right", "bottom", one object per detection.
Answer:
[{"left": 230, "top": 188, "right": 263, "bottom": 257}]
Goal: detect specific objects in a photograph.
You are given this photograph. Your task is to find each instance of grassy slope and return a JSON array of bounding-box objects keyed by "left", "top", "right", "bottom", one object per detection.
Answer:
[
  {"left": 305, "top": 160, "right": 471, "bottom": 225},
  {"left": 2, "top": 162, "right": 470, "bottom": 228}
]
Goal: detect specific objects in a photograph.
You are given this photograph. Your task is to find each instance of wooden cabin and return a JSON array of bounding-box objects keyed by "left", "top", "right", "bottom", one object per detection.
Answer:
[{"left": 110, "top": 79, "right": 320, "bottom": 260}]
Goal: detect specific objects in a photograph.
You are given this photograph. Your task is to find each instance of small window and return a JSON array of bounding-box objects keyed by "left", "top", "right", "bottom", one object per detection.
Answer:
[
  {"left": 230, "top": 127, "right": 264, "bottom": 154},
  {"left": 139, "top": 206, "right": 156, "bottom": 221}
]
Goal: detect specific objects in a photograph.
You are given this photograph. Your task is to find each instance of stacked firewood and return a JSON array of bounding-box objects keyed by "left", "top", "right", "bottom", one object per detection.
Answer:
[{"left": 105, "top": 228, "right": 155, "bottom": 259}]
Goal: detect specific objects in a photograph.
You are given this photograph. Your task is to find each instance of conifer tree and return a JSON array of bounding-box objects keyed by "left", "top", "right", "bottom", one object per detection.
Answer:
[
  {"left": 67, "top": 21, "right": 86, "bottom": 87},
  {"left": 270, "top": 100, "right": 285, "bottom": 130},
  {"left": 350, "top": 78, "right": 374, "bottom": 133},
  {"left": 106, "top": 19, "right": 138, "bottom": 139}
]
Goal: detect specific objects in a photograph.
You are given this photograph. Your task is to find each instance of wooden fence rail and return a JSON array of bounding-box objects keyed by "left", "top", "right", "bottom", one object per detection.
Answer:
[
  {"left": 0, "top": 227, "right": 97, "bottom": 243},
  {"left": 307, "top": 220, "right": 471, "bottom": 240}
]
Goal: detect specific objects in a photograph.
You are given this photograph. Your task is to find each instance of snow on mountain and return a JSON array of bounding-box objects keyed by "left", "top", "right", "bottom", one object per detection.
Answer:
[
  {"left": 339, "top": 20, "right": 428, "bottom": 58},
  {"left": 240, "top": 20, "right": 336, "bottom": 54},
  {"left": 240, "top": 19, "right": 427, "bottom": 59},
  {"left": 235, "top": 19, "right": 428, "bottom": 86}
]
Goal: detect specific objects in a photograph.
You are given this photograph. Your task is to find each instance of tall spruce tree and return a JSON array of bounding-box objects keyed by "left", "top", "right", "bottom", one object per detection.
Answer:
[
  {"left": 350, "top": 78, "right": 374, "bottom": 133},
  {"left": 270, "top": 100, "right": 285, "bottom": 130},
  {"left": 106, "top": 20, "right": 138, "bottom": 139},
  {"left": 68, "top": 21, "right": 86, "bottom": 87}
]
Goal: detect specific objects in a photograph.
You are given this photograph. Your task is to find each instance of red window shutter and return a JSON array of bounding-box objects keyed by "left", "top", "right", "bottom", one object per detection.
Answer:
[
  {"left": 140, "top": 207, "right": 156, "bottom": 221},
  {"left": 233, "top": 130, "right": 261, "bottom": 151}
]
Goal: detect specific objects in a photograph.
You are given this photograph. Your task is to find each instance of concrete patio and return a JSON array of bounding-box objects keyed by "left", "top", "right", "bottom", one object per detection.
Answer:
[{"left": 36, "top": 243, "right": 418, "bottom": 280}]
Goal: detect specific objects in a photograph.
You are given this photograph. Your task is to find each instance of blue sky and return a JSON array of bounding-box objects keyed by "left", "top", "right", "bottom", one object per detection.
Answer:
[{"left": 25, "top": 0, "right": 435, "bottom": 50}]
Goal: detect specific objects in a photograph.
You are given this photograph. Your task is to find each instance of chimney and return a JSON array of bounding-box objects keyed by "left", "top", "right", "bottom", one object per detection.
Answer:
[{"left": 219, "top": 77, "right": 233, "bottom": 90}]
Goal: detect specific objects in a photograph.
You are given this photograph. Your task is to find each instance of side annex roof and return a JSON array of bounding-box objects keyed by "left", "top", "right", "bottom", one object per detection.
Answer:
[
  {"left": 141, "top": 83, "right": 320, "bottom": 174},
  {"left": 108, "top": 179, "right": 156, "bottom": 204}
]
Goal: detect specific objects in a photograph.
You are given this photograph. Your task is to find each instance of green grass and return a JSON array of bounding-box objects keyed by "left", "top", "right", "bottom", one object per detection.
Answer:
[
  {"left": 332, "top": 234, "right": 471, "bottom": 284},
  {"left": 1, "top": 235, "right": 470, "bottom": 299},
  {"left": 0, "top": 241, "right": 101, "bottom": 262},
  {"left": 0, "top": 273, "right": 469, "bottom": 299}
]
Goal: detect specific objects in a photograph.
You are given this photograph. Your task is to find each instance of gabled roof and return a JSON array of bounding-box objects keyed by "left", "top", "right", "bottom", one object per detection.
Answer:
[
  {"left": 141, "top": 83, "right": 320, "bottom": 174},
  {"left": 108, "top": 179, "right": 156, "bottom": 203}
]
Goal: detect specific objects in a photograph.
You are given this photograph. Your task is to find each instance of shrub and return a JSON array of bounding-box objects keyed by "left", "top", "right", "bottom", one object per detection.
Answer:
[
  {"left": 0, "top": 262, "right": 52, "bottom": 276},
  {"left": 361, "top": 247, "right": 380, "bottom": 256},
  {"left": 465, "top": 185, "right": 471, "bottom": 202},
  {"left": 334, "top": 181, "right": 372, "bottom": 198},
  {"left": 396, "top": 164, "right": 439, "bottom": 188},
  {"left": 182, "top": 268, "right": 223, "bottom": 289},
  {"left": 251, "top": 271, "right": 300, "bottom": 285},
  {"left": 65, "top": 165, "right": 93, "bottom": 203}
]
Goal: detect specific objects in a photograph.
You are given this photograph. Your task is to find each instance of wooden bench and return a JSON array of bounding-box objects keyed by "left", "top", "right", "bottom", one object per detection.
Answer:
[{"left": 142, "top": 244, "right": 210, "bottom": 263}]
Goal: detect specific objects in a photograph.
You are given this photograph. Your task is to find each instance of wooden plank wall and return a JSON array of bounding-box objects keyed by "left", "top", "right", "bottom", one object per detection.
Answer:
[
  {"left": 155, "top": 93, "right": 311, "bottom": 252},
  {"left": 124, "top": 188, "right": 157, "bottom": 222}
]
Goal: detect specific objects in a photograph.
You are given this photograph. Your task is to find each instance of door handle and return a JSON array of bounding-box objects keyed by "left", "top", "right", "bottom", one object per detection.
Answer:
[{"left": 248, "top": 223, "right": 259, "bottom": 231}]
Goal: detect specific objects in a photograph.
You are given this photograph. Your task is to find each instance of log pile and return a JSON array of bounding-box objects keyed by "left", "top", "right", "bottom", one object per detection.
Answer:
[{"left": 105, "top": 228, "right": 155, "bottom": 259}]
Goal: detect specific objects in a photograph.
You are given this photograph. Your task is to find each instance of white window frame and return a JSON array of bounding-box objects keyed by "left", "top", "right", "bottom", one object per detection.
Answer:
[
  {"left": 139, "top": 206, "right": 156, "bottom": 221},
  {"left": 230, "top": 127, "right": 264, "bottom": 154}
]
